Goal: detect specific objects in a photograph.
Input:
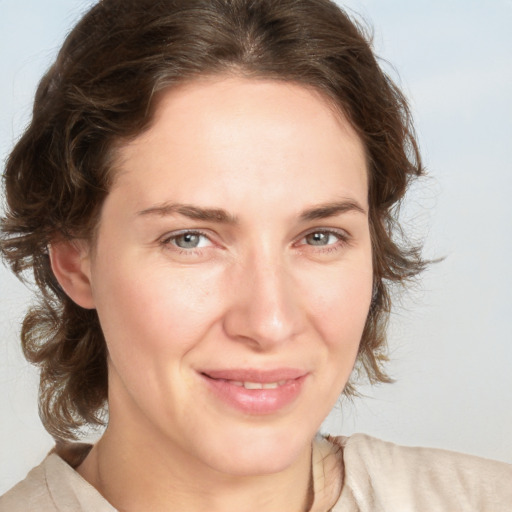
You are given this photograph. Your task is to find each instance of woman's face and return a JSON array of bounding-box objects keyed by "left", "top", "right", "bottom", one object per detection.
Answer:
[{"left": 84, "top": 77, "right": 373, "bottom": 476}]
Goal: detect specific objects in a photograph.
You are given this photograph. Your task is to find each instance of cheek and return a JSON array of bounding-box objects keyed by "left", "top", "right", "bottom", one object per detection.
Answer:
[
  {"left": 300, "top": 262, "right": 373, "bottom": 411},
  {"left": 305, "top": 263, "right": 373, "bottom": 348},
  {"left": 90, "top": 255, "right": 226, "bottom": 362},
  {"left": 90, "top": 262, "right": 225, "bottom": 415}
]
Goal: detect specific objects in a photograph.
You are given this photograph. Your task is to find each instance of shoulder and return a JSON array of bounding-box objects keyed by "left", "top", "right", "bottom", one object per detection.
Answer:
[
  {"left": 0, "top": 450, "right": 116, "bottom": 512},
  {"left": 329, "top": 433, "right": 512, "bottom": 512},
  {"left": 0, "top": 455, "right": 63, "bottom": 511}
]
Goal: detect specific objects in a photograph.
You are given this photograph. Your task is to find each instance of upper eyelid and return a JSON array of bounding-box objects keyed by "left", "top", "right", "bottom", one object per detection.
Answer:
[
  {"left": 160, "top": 228, "right": 212, "bottom": 241},
  {"left": 296, "top": 226, "right": 351, "bottom": 240}
]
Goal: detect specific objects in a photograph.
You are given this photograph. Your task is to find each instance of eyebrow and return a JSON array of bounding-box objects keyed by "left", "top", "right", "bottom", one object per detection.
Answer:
[
  {"left": 137, "top": 199, "right": 366, "bottom": 224},
  {"left": 299, "top": 200, "right": 367, "bottom": 221},
  {"left": 137, "top": 203, "right": 238, "bottom": 224}
]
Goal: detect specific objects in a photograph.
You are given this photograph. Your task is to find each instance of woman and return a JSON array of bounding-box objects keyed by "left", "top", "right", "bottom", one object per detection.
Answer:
[{"left": 0, "top": 0, "right": 510, "bottom": 510}]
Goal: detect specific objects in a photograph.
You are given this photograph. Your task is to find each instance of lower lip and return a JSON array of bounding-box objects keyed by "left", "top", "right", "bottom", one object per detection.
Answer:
[{"left": 202, "top": 374, "right": 307, "bottom": 415}]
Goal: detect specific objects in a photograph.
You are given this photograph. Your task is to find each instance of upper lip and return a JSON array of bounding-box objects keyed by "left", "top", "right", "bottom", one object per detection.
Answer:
[{"left": 201, "top": 368, "right": 307, "bottom": 383}]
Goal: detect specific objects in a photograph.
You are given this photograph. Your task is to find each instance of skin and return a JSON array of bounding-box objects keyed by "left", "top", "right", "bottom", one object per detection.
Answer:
[{"left": 50, "top": 76, "right": 373, "bottom": 512}]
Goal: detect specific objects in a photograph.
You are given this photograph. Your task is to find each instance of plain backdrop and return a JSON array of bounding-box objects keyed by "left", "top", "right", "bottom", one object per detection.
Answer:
[{"left": 1, "top": 0, "right": 511, "bottom": 494}]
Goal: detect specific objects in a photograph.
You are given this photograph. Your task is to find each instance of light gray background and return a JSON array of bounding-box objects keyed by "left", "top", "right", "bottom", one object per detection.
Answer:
[{"left": 1, "top": 0, "right": 511, "bottom": 494}]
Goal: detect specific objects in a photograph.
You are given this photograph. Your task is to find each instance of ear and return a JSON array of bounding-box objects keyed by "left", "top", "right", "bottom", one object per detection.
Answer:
[{"left": 49, "top": 239, "right": 95, "bottom": 309}]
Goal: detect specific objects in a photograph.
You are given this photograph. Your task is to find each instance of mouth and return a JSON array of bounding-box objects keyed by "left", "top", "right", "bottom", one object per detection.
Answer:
[{"left": 199, "top": 369, "right": 308, "bottom": 414}]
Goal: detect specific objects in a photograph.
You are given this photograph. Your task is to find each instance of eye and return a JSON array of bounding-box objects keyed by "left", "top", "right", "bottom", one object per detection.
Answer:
[
  {"left": 303, "top": 231, "right": 340, "bottom": 246},
  {"left": 294, "top": 228, "right": 351, "bottom": 256},
  {"left": 299, "top": 229, "right": 347, "bottom": 247},
  {"left": 162, "top": 231, "right": 213, "bottom": 250}
]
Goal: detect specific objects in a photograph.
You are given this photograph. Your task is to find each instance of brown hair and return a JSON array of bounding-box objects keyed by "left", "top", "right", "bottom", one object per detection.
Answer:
[{"left": 0, "top": 0, "right": 425, "bottom": 440}]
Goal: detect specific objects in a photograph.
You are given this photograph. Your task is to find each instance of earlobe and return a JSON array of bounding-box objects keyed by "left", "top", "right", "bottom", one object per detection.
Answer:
[{"left": 49, "top": 239, "right": 96, "bottom": 309}]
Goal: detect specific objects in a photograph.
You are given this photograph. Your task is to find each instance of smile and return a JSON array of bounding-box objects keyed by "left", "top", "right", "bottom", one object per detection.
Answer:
[{"left": 200, "top": 369, "right": 308, "bottom": 414}]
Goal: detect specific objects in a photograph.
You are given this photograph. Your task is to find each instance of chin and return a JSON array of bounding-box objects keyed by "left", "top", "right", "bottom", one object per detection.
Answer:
[{"left": 198, "top": 424, "right": 313, "bottom": 477}]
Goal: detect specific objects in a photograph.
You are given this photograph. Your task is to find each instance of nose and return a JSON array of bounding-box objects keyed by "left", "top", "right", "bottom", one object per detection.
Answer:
[{"left": 222, "top": 252, "right": 304, "bottom": 350}]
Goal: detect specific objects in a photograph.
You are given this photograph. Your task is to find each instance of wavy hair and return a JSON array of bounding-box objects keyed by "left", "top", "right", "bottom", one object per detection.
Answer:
[{"left": 0, "top": 0, "right": 425, "bottom": 440}]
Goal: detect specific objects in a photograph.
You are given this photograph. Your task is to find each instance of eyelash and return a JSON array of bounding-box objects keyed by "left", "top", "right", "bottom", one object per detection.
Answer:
[
  {"left": 159, "top": 228, "right": 350, "bottom": 257},
  {"left": 295, "top": 228, "right": 350, "bottom": 253},
  {"left": 159, "top": 230, "right": 213, "bottom": 256}
]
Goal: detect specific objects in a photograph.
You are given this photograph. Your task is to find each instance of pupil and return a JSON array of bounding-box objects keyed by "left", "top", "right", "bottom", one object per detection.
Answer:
[
  {"left": 308, "top": 232, "right": 328, "bottom": 246},
  {"left": 177, "top": 233, "right": 199, "bottom": 248}
]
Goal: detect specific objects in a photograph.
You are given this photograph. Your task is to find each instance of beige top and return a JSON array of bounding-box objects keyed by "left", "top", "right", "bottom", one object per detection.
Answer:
[{"left": 1, "top": 434, "right": 511, "bottom": 511}]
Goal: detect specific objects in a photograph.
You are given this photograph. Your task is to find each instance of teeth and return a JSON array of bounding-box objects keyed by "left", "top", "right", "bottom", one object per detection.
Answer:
[
  {"left": 243, "top": 382, "right": 263, "bottom": 389},
  {"left": 241, "top": 381, "right": 285, "bottom": 389}
]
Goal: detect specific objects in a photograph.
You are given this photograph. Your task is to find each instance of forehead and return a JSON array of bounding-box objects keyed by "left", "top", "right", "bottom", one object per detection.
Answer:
[{"left": 109, "top": 76, "right": 368, "bottom": 215}]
